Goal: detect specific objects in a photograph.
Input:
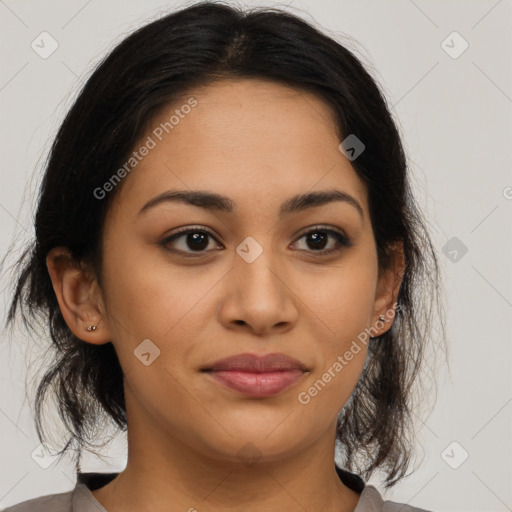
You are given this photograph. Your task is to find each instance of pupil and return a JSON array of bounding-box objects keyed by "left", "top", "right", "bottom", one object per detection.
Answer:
[
  {"left": 188, "top": 232, "right": 208, "bottom": 250},
  {"left": 309, "top": 231, "right": 327, "bottom": 250}
]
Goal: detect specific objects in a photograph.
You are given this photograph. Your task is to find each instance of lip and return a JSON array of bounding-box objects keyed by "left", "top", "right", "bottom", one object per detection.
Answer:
[
  {"left": 202, "top": 353, "right": 309, "bottom": 398},
  {"left": 204, "top": 353, "right": 308, "bottom": 372}
]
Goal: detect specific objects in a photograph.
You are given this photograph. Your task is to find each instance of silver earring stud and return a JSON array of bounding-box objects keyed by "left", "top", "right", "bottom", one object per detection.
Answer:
[
  {"left": 378, "top": 315, "right": 386, "bottom": 323},
  {"left": 87, "top": 325, "right": 97, "bottom": 332}
]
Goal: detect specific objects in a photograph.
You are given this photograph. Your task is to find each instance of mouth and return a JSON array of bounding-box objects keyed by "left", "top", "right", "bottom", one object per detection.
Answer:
[{"left": 201, "top": 353, "right": 309, "bottom": 398}]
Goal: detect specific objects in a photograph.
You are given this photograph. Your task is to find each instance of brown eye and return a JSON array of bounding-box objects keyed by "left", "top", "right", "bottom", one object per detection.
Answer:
[
  {"left": 294, "top": 227, "right": 352, "bottom": 255},
  {"left": 161, "top": 226, "right": 223, "bottom": 255}
]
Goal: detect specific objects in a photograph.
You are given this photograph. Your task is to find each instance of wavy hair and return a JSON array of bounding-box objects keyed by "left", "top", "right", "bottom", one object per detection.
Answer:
[{"left": 4, "top": 0, "right": 444, "bottom": 488}]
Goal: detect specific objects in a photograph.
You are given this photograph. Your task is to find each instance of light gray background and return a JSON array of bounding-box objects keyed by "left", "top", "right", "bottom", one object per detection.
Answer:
[{"left": 1, "top": 1, "right": 511, "bottom": 511}]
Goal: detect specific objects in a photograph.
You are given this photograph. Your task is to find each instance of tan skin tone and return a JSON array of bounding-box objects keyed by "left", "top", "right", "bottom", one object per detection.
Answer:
[{"left": 46, "top": 78, "right": 404, "bottom": 512}]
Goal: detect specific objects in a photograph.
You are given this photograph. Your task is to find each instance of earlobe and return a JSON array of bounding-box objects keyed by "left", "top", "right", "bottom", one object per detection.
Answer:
[{"left": 46, "top": 247, "right": 111, "bottom": 345}]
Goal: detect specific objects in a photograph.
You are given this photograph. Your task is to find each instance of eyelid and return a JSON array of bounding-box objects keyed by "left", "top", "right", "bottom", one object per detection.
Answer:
[
  {"left": 168, "top": 224, "right": 219, "bottom": 239},
  {"left": 294, "top": 224, "right": 348, "bottom": 240}
]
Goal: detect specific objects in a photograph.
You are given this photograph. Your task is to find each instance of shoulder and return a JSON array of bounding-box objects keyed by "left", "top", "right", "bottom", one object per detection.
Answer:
[
  {"left": 1, "top": 472, "right": 117, "bottom": 512},
  {"left": 1, "top": 489, "right": 73, "bottom": 512},
  {"left": 357, "top": 485, "right": 434, "bottom": 512}
]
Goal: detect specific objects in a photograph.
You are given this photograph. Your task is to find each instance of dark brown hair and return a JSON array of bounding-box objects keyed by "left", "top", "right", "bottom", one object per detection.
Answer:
[{"left": 4, "top": 0, "right": 444, "bottom": 488}]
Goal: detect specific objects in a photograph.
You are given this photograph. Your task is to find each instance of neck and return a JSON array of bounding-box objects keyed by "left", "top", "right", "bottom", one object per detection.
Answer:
[{"left": 91, "top": 388, "right": 361, "bottom": 512}]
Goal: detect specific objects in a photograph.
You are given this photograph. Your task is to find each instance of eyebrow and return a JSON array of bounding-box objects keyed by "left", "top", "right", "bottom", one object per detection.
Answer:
[{"left": 137, "top": 189, "right": 364, "bottom": 219}]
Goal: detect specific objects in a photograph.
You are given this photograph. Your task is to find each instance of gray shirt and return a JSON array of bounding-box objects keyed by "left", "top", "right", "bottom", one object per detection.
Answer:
[{"left": 1, "top": 469, "right": 433, "bottom": 511}]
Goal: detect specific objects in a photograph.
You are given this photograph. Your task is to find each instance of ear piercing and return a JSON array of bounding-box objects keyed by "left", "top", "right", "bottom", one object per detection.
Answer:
[{"left": 378, "top": 315, "right": 387, "bottom": 323}]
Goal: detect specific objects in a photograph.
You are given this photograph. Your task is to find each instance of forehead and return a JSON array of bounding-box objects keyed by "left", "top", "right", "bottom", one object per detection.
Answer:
[{"left": 110, "top": 78, "right": 368, "bottom": 221}]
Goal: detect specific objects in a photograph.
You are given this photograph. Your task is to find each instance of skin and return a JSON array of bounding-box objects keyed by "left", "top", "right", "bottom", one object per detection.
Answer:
[{"left": 46, "top": 78, "right": 404, "bottom": 512}]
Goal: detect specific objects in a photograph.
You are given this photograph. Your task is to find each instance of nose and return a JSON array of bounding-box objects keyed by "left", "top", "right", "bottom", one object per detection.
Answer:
[{"left": 217, "top": 244, "right": 299, "bottom": 336}]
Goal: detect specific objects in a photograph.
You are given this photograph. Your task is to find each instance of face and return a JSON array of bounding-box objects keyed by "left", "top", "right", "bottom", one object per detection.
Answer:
[{"left": 50, "top": 78, "right": 401, "bottom": 466}]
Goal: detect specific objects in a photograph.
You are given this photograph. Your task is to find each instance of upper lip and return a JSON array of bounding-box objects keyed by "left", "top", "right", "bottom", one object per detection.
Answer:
[{"left": 202, "top": 353, "right": 308, "bottom": 372}]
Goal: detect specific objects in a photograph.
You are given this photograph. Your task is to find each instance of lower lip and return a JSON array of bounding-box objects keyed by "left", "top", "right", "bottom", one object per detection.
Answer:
[{"left": 206, "top": 369, "right": 306, "bottom": 398}]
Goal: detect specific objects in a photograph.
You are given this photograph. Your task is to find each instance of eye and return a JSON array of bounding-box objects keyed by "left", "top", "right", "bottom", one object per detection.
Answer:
[
  {"left": 161, "top": 226, "right": 223, "bottom": 256},
  {"left": 160, "top": 225, "right": 352, "bottom": 257},
  {"left": 293, "top": 226, "right": 352, "bottom": 255}
]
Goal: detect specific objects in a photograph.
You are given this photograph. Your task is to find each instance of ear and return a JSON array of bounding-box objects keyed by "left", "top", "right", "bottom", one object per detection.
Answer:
[
  {"left": 46, "top": 247, "right": 111, "bottom": 345},
  {"left": 371, "top": 241, "right": 405, "bottom": 335}
]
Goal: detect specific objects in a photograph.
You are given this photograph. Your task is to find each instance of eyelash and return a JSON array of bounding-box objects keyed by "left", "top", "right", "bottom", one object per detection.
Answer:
[{"left": 160, "top": 225, "right": 353, "bottom": 257}]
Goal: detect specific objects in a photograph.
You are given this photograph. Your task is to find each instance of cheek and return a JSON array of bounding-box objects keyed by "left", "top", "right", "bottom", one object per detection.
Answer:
[
  {"left": 294, "top": 303, "right": 369, "bottom": 432},
  {"left": 293, "top": 252, "right": 377, "bottom": 412},
  {"left": 99, "top": 234, "right": 215, "bottom": 360},
  {"left": 299, "top": 259, "right": 378, "bottom": 338}
]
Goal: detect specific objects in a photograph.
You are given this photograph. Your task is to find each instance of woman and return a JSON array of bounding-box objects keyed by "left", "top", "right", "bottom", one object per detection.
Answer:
[{"left": 3, "top": 1, "right": 443, "bottom": 510}]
